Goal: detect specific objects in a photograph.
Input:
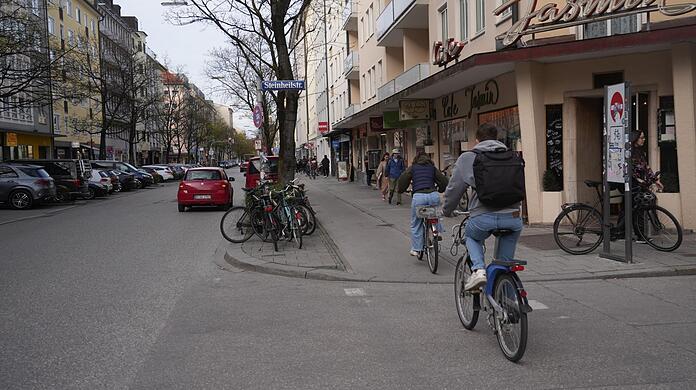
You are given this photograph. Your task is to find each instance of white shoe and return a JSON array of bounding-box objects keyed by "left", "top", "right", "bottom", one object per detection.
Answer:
[
  {"left": 409, "top": 250, "right": 420, "bottom": 257},
  {"left": 465, "top": 269, "right": 487, "bottom": 291}
]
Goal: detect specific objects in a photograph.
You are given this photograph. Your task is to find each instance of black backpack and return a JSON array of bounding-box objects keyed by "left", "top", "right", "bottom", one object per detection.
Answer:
[{"left": 472, "top": 148, "right": 526, "bottom": 208}]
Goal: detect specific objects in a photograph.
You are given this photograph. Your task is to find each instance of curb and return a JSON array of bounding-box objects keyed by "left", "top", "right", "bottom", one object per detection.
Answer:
[{"left": 223, "top": 249, "right": 696, "bottom": 284}]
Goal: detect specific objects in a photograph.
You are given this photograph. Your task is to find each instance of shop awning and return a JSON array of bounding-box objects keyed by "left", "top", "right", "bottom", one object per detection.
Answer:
[{"left": 334, "top": 22, "right": 696, "bottom": 130}]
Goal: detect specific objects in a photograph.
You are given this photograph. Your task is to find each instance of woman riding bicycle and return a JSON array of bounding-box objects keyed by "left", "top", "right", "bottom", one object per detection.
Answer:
[{"left": 397, "top": 151, "right": 449, "bottom": 257}]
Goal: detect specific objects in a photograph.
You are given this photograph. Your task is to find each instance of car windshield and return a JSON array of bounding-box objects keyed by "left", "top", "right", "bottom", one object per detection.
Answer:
[
  {"left": 185, "top": 170, "right": 221, "bottom": 181},
  {"left": 19, "top": 167, "right": 51, "bottom": 178},
  {"left": 121, "top": 163, "right": 139, "bottom": 173}
]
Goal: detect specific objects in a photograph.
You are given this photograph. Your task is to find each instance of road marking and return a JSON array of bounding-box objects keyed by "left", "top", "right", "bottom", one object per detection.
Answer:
[
  {"left": 528, "top": 300, "right": 549, "bottom": 310},
  {"left": 344, "top": 288, "right": 366, "bottom": 297}
]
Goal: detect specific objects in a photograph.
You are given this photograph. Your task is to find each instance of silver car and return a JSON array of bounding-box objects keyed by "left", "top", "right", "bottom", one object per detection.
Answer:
[{"left": 0, "top": 164, "right": 57, "bottom": 210}]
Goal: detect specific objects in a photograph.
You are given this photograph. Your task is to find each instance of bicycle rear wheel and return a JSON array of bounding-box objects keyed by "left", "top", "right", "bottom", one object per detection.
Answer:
[
  {"left": 425, "top": 222, "right": 439, "bottom": 274},
  {"left": 553, "top": 205, "right": 603, "bottom": 255},
  {"left": 494, "top": 274, "right": 528, "bottom": 362},
  {"left": 635, "top": 205, "right": 682, "bottom": 252},
  {"left": 454, "top": 257, "right": 479, "bottom": 330},
  {"left": 220, "top": 207, "right": 254, "bottom": 243},
  {"left": 296, "top": 204, "right": 316, "bottom": 236}
]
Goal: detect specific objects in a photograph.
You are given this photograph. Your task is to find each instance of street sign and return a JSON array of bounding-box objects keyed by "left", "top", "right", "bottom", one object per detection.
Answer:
[
  {"left": 71, "top": 142, "right": 80, "bottom": 148},
  {"left": 261, "top": 80, "right": 305, "bottom": 91},
  {"left": 318, "top": 121, "right": 329, "bottom": 135},
  {"left": 606, "top": 83, "right": 627, "bottom": 184},
  {"left": 254, "top": 139, "right": 262, "bottom": 150},
  {"left": 253, "top": 105, "right": 263, "bottom": 128},
  {"left": 6, "top": 132, "right": 17, "bottom": 147}
]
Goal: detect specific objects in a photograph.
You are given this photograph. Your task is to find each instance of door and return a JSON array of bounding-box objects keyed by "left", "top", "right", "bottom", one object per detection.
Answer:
[
  {"left": 0, "top": 166, "right": 19, "bottom": 201},
  {"left": 575, "top": 98, "right": 604, "bottom": 205}
]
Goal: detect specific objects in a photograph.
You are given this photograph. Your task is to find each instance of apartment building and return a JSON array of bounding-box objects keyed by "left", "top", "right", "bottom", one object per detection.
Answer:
[
  {"left": 297, "top": 0, "right": 696, "bottom": 229},
  {"left": 47, "top": 0, "right": 103, "bottom": 159},
  {"left": 0, "top": 0, "right": 53, "bottom": 161}
]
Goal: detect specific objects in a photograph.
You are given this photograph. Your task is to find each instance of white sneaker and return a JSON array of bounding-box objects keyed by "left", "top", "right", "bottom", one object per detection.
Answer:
[
  {"left": 465, "top": 269, "right": 487, "bottom": 291},
  {"left": 409, "top": 250, "right": 420, "bottom": 257}
]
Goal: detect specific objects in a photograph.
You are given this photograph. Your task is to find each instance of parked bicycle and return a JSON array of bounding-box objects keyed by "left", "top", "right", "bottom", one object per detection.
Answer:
[
  {"left": 451, "top": 210, "right": 532, "bottom": 362},
  {"left": 414, "top": 206, "right": 443, "bottom": 274},
  {"left": 269, "top": 185, "right": 304, "bottom": 249},
  {"left": 553, "top": 178, "right": 682, "bottom": 255}
]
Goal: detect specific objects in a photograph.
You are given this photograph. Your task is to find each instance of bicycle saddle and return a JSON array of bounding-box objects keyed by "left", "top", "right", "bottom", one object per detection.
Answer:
[
  {"left": 491, "top": 229, "right": 515, "bottom": 237},
  {"left": 584, "top": 180, "right": 602, "bottom": 188}
]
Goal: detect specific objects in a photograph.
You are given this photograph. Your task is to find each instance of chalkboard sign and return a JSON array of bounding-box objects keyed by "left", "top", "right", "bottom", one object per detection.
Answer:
[{"left": 545, "top": 105, "right": 563, "bottom": 178}]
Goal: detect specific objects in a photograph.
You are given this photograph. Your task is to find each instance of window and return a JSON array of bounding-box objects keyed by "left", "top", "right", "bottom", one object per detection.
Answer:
[
  {"left": 440, "top": 6, "right": 448, "bottom": 42},
  {"left": 460, "top": 0, "right": 468, "bottom": 40},
  {"left": 475, "top": 0, "right": 485, "bottom": 33},
  {"left": 368, "top": 4, "right": 374, "bottom": 36},
  {"left": 77, "top": 8, "right": 82, "bottom": 24},
  {"left": 361, "top": 74, "right": 366, "bottom": 102},
  {"left": 91, "top": 20, "right": 95, "bottom": 33},
  {"left": 32, "top": 0, "right": 40, "bottom": 16},
  {"left": 496, "top": 0, "right": 511, "bottom": 18},
  {"left": 54, "top": 114, "right": 61, "bottom": 133},
  {"left": 48, "top": 17, "right": 56, "bottom": 35},
  {"left": 360, "top": 17, "right": 365, "bottom": 43},
  {"left": 377, "top": 60, "right": 383, "bottom": 88},
  {"left": 371, "top": 65, "right": 376, "bottom": 97},
  {"left": 67, "top": 29, "right": 75, "bottom": 46},
  {"left": 66, "top": 0, "right": 73, "bottom": 17},
  {"left": 0, "top": 167, "right": 19, "bottom": 179}
]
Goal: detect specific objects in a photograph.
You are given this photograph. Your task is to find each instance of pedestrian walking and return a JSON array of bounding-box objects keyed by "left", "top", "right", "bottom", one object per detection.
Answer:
[
  {"left": 387, "top": 149, "right": 406, "bottom": 205},
  {"left": 364, "top": 155, "right": 374, "bottom": 188},
  {"left": 375, "top": 152, "right": 390, "bottom": 200},
  {"left": 321, "top": 155, "right": 330, "bottom": 177}
]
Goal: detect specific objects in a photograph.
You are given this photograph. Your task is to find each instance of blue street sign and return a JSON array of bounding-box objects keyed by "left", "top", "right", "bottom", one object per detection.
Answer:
[{"left": 261, "top": 80, "right": 305, "bottom": 91}]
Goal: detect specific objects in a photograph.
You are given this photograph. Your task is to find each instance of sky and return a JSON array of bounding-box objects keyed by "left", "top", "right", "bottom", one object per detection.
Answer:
[{"left": 116, "top": 1, "right": 256, "bottom": 135}]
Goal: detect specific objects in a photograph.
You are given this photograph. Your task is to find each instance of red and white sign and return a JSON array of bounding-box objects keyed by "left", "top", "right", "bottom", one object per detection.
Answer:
[
  {"left": 254, "top": 139, "right": 262, "bottom": 150},
  {"left": 253, "top": 105, "right": 263, "bottom": 128},
  {"left": 318, "top": 121, "right": 329, "bottom": 135},
  {"left": 304, "top": 142, "right": 314, "bottom": 150},
  {"left": 610, "top": 92, "right": 624, "bottom": 122},
  {"left": 606, "top": 83, "right": 628, "bottom": 184}
]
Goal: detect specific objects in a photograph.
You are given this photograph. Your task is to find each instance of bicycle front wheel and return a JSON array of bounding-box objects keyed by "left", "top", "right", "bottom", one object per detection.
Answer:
[
  {"left": 635, "top": 205, "right": 682, "bottom": 252},
  {"left": 454, "top": 257, "right": 479, "bottom": 330},
  {"left": 425, "top": 222, "right": 439, "bottom": 274},
  {"left": 494, "top": 274, "right": 528, "bottom": 362},
  {"left": 220, "top": 207, "right": 254, "bottom": 243},
  {"left": 553, "top": 205, "right": 603, "bottom": 255},
  {"left": 297, "top": 204, "right": 316, "bottom": 236}
]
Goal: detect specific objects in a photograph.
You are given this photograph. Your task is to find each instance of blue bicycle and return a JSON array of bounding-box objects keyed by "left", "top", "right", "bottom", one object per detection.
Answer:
[{"left": 451, "top": 211, "right": 533, "bottom": 362}]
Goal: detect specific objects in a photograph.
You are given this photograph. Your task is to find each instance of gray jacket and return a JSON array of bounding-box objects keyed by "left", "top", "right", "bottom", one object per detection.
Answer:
[{"left": 442, "top": 140, "right": 521, "bottom": 217}]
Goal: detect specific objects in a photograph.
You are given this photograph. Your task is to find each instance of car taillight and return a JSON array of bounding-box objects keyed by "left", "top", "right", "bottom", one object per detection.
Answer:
[
  {"left": 101, "top": 178, "right": 110, "bottom": 184},
  {"left": 34, "top": 179, "right": 51, "bottom": 186}
]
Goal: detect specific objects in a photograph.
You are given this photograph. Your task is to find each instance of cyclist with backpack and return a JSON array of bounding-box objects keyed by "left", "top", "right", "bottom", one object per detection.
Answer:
[{"left": 442, "top": 123, "right": 526, "bottom": 291}]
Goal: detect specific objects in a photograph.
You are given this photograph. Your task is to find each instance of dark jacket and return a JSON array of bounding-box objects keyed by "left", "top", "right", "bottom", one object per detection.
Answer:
[
  {"left": 397, "top": 154, "right": 449, "bottom": 194},
  {"left": 321, "top": 157, "right": 330, "bottom": 168},
  {"left": 386, "top": 157, "right": 405, "bottom": 179}
]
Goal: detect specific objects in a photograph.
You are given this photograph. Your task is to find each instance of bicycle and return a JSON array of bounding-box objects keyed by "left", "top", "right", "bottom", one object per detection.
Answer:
[
  {"left": 451, "top": 210, "right": 532, "bottom": 362},
  {"left": 269, "top": 186, "right": 304, "bottom": 249},
  {"left": 414, "top": 206, "right": 443, "bottom": 274},
  {"left": 553, "top": 179, "right": 682, "bottom": 254},
  {"left": 220, "top": 181, "right": 281, "bottom": 252}
]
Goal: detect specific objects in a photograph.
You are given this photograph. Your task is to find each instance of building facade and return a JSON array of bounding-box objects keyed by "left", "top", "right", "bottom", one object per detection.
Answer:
[{"left": 296, "top": 0, "right": 696, "bottom": 229}]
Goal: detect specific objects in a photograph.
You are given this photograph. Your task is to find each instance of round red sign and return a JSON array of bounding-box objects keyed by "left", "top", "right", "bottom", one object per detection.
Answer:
[
  {"left": 253, "top": 105, "right": 263, "bottom": 128},
  {"left": 610, "top": 92, "right": 624, "bottom": 122}
]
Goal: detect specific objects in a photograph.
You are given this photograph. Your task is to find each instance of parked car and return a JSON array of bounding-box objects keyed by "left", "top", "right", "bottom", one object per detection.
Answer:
[
  {"left": 85, "top": 181, "right": 110, "bottom": 199},
  {"left": 166, "top": 164, "right": 186, "bottom": 180},
  {"left": 239, "top": 161, "right": 249, "bottom": 173},
  {"left": 143, "top": 165, "right": 174, "bottom": 181},
  {"left": 111, "top": 170, "right": 136, "bottom": 191},
  {"left": 89, "top": 169, "right": 114, "bottom": 194},
  {"left": 245, "top": 156, "right": 279, "bottom": 189},
  {"left": 92, "top": 161, "right": 153, "bottom": 188},
  {"left": 101, "top": 170, "right": 122, "bottom": 192},
  {"left": 0, "top": 164, "right": 56, "bottom": 210},
  {"left": 218, "top": 161, "right": 233, "bottom": 169},
  {"left": 177, "top": 167, "right": 234, "bottom": 212},
  {"left": 13, "top": 159, "right": 91, "bottom": 201},
  {"left": 139, "top": 167, "right": 162, "bottom": 184}
]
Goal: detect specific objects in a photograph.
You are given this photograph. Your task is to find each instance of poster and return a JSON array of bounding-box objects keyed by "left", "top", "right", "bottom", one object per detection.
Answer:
[
  {"left": 337, "top": 161, "right": 348, "bottom": 180},
  {"left": 605, "top": 83, "right": 627, "bottom": 184}
]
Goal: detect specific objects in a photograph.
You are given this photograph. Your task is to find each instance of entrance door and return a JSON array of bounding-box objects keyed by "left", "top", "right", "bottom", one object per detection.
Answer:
[{"left": 575, "top": 98, "right": 604, "bottom": 205}]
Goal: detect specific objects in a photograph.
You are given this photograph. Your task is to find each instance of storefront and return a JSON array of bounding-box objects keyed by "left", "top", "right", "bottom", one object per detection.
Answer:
[{"left": 0, "top": 131, "right": 54, "bottom": 161}]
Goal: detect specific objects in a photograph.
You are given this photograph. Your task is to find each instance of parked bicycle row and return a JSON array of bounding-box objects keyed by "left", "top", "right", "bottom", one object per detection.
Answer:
[{"left": 0, "top": 159, "right": 197, "bottom": 210}]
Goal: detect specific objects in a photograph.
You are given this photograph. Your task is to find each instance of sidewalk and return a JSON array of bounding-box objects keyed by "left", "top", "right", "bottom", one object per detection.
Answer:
[{"left": 223, "top": 176, "right": 696, "bottom": 283}]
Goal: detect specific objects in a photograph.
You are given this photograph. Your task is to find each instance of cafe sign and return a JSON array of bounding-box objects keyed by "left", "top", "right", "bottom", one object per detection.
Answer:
[
  {"left": 399, "top": 99, "right": 431, "bottom": 120},
  {"left": 495, "top": 0, "right": 696, "bottom": 47},
  {"left": 432, "top": 38, "right": 466, "bottom": 67},
  {"left": 440, "top": 79, "right": 500, "bottom": 120}
]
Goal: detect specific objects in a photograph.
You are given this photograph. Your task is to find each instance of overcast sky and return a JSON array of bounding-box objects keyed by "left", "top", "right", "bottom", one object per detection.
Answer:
[{"left": 117, "top": 1, "right": 255, "bottom": 135}]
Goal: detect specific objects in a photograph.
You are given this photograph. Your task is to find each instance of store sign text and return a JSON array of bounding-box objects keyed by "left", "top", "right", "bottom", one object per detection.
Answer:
[
  {"left": 442, "top": 80, "right": 500, "bottom": 119},
  {"left": 495, "top": 0, "right": 696, "bottom": 47},
  {"left": 432, "top": 38, "right": 466, "bottom": 67}
]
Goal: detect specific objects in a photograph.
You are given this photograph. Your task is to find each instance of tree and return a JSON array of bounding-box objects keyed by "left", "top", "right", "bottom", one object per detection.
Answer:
[{"left": 167, "top": 0, "right": 314, "bottom": 183}]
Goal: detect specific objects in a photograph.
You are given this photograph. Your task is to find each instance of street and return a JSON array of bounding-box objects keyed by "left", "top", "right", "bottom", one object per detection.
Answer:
[{"left": 1, "top": 173, "right": 696, "bottom": 389}]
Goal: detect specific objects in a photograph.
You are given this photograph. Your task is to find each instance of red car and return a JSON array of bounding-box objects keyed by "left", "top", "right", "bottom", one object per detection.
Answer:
[
  {"left": 245, "top": 156, "right": 279, "bottom": 189},
  {"left": 177, "top": 167, "right": 234, "bottom": 212}
]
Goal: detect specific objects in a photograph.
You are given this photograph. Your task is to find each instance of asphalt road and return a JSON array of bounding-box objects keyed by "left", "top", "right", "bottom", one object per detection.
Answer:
[{"left": 1, "top": 172, "right": 695, "bottom": 389}]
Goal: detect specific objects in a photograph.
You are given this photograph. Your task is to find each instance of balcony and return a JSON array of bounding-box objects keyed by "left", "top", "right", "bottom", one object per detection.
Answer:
[
  {"left": 377, "top": 63, "right": 430, "bottom": 100},
  {"left": 376, "top": 0, "right": 429, "bottom": 47},
  {"left": 345, "top": 104, "right": 360, "bottom": 118},
  {"left": 343, "top": 51, "right": 359, "bottom": 79},
  {"left": 342, "top": 0, "right": 358, "bottom": 31}
]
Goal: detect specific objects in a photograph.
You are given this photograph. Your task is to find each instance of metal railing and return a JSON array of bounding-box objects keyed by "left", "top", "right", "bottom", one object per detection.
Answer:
[
  {"left": 376, "top": 0, "right": 416, "bottom": 38},
  {"left": 377, "top": 63, "right": 429, "bottom": 100},
  {"left": 343, "top": 51, "right": 359, "bottom": 75},
  {"left": 345, "top": 104, "right": 360, "bottom": 117},
  {"left": 342, "top": 0, "right": 356, "bottom": 27}
]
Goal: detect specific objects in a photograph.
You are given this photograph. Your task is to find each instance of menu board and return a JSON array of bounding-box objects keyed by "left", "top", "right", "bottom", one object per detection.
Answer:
[{"left": 545, "top": 105, "right": 563, "bottom": 177}]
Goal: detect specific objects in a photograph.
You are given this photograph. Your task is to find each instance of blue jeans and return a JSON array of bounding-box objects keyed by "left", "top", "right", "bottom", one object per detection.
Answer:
[
  {"left": 411, "top": 192, "right": 444, "bottom": 252},
  {"left": 465, "top": 213, "right": 523, "bottom": 271}
]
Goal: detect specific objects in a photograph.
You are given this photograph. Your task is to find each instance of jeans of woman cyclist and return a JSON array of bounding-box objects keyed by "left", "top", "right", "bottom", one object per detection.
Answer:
[{"left": 410, "top": 192, "right": 444, "bottom": 252}]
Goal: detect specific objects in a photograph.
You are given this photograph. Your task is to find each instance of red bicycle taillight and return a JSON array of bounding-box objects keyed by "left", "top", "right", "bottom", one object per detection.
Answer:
[
  {"left": 510, "top": 265, "right": 525, "bottom": 272},
  {"left": 264, "top": 205, "right": 273, "bottom": 212},
  {"left": 427, "top": 218, "right": 439, "bottom": 224},
  {"left": 295, "top": 211, "right": 302, "bottom": 220},
  {"left": 520, "top": 290, "right": 528, "bottom": 298}
]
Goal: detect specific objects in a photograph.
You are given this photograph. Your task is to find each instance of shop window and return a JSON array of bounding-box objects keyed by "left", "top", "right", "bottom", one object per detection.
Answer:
[
  {"left": 658, "top": 96, "right": 679, "bottom": 193},
  {"left": 478, "top": 106, "right": 521, "bottom": 151},
  {"left": 593, "top": 72, "right": 623, "bottom": 89},
  {"left": 544, "top": 105, "right": 563, "bottom": 191}
]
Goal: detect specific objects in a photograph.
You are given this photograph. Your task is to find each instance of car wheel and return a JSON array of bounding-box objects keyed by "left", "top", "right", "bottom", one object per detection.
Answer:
[
  {"left": 134, "top": 179, "right": 142, "bottom": 189},
  {"left": 178, "top": 204, "right": 186, "bottom": 212},
  {"left": 9, "top": 189, "right": 33, "bottom": 210},
  {"left": 84, "top": 188, "right": 96, "bottom": 200},
  {"left": 55, "top": 188, "right": 69, "bottom": 202}
]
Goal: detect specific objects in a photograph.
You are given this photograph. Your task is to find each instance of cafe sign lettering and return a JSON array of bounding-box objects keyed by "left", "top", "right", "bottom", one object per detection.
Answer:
[
  {"left": 495, "top": 0, "right": 696, "bottom": 47},
  {"left": 441, "top": 79, "right": 500, "bottom": 119},
  {"left": 432, "top": 38, "right": 466, "bottom": 67}
]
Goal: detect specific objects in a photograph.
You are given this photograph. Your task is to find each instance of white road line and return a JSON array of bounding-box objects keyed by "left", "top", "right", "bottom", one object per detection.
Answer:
[
  {"left": 528, "top": 300, "right": 549, "bottom": 310},
  {"left": 344, "top": 288, "right": 366, "bottom": 297}
]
